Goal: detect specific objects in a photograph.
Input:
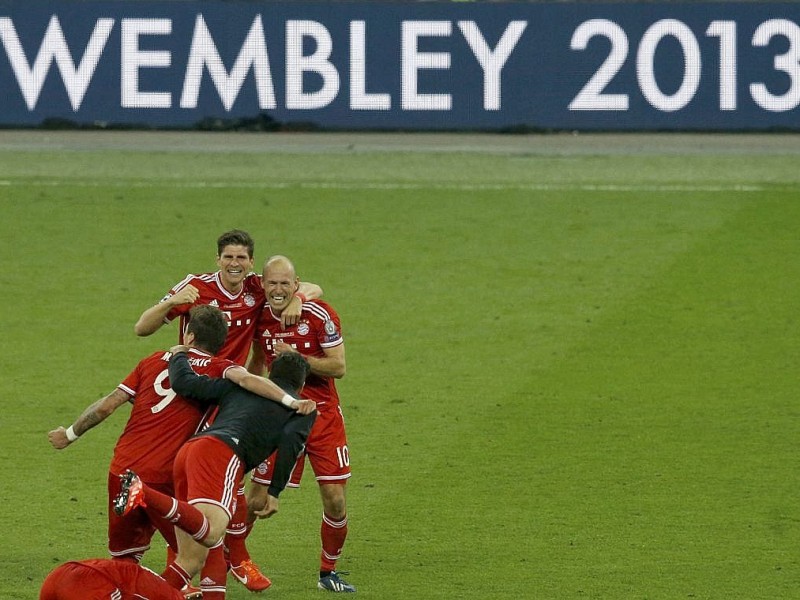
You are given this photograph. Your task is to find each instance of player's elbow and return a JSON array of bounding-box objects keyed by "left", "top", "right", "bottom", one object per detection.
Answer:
[
  {"left": 330, "top": 362, "right": 346, "bottom": 379},
  {"left": 133, "top": 320, "right": 154, "bottom": 336}
]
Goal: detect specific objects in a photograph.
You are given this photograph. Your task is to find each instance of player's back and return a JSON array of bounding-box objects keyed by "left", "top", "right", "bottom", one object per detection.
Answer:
[{"left": 110, "top": 349, "right": 237, "bottom": 482}]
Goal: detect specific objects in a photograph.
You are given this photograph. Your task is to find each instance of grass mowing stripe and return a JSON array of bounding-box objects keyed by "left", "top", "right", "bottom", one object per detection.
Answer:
[{"left": 0, "top": 178, "right": 776, "bottom": 193}]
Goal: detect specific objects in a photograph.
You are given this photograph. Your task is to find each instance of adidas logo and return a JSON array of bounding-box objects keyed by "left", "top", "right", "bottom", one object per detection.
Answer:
[{"left": 200, "top": 577, "right": 218, "bottom": 586}]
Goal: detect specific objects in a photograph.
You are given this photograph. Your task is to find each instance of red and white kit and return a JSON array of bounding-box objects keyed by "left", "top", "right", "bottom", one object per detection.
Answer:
[
  {"left": 107, "top": 348, "right": 237, "bottom": 557},
  {"left": 160, "top": 271, "right": 265, "bottom": 365},
  {"left": 251, "top": 300, "right": 351, "bottom": 488}
]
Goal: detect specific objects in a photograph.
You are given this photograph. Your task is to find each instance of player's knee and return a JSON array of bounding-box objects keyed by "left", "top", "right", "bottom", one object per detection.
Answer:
[{"left": 321, "top": 486, "right": 346, "bottom": 519}]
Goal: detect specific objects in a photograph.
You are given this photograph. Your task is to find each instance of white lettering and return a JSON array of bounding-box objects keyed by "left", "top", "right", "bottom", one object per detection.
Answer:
[
  {"left": 349, "top": 20, "right": 390, "bottom": 110},
  {"left": 0, "top": 16, "right": 113, "bottom": 110},
  {"left": 637, "top": 19, "right": 701, "bottom": 112},
  {"left": 181, "top": 14, "right": 276, "bottom": 111},
  {"left": 402, "top": 21, "right": 451, "bottom": 111},
  {"left": 458, "top": 20, "right": 526, "bottom": 111},
  {"left": 121, "top": 18, "right": 172, "bottom": 108},
  {"left": 286, "top": 20, "right": 339, "bottom": 109}
]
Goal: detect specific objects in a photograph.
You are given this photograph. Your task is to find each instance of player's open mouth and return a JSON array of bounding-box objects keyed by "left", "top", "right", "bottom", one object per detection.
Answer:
[{"left": 271, "top": 295, "right": 286, "bottom": 302}]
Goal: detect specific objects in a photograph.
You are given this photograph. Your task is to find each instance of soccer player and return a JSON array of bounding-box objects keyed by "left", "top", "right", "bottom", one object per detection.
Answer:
[
  {"left": 133, "top": 228, "right": 322, "bottom": 588},
  {"left": 245, "top": 255, "right": 356, "bottom": 593},
  {"left": 48, "top": 305, "right": 301, "bottom": 566},
  {"left": 113, "top": 350, "right": 317, "bottom": 600},
  {"left": 134, "top": 229, "right": 323, "bottom": 365},
  {"left": 40, "top": 558, "right": 186, "bottom": 600}
]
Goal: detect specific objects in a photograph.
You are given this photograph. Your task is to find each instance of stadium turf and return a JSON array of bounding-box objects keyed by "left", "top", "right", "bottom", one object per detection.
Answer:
[{"left": 1, "top": 131, "right": 798, "bottom": 598}]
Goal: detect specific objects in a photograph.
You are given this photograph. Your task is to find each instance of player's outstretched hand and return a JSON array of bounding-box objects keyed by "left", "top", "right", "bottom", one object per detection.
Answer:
[
  {"left": 293, "top": 399, "right": 317, "bottom": 415},
  {"left": 254, "top": 495, "right": 280, "bottom": 519},
  {"left": 48, "top": 427, "right": 70, "bottom": 449}
]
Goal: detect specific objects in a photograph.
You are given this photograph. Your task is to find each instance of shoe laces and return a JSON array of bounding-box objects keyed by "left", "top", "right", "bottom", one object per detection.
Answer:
[{"left": 239, "top": 559, "right": 268, "bottom": 581}]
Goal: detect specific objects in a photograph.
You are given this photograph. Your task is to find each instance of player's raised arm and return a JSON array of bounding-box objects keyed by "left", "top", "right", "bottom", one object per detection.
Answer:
[
  {"left": 134, "top": 284, "right": 200, "bottom": 336},
  {"left": 48, "top": 388, "right": 131, "bottom": 449}
]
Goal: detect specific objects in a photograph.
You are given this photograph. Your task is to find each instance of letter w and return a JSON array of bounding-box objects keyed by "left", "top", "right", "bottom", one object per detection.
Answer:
[{"left": 0, "top": 16, "right": 113, "bottom": 111}]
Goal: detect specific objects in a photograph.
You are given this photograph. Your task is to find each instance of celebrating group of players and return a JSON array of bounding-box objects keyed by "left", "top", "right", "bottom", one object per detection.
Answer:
[{"left": 44, "top": 230, "right": 356, "bottom": 599}]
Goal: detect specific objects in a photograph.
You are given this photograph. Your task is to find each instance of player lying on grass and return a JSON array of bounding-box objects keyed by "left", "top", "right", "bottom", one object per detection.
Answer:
[
  {"left": 40, "top": 558, "right": 187, "bottom": 600},
  {"left": 113, "top": 349, "right": 316, "bottom": 600}
]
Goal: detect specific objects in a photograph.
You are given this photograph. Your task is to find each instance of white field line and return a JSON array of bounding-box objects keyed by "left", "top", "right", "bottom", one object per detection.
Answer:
[{"left": 0, "top": 179, "right": 768, "bottom": 193}]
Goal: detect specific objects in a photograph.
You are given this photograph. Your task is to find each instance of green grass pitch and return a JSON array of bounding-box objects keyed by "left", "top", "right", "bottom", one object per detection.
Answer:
[{"left": 0, "top": 131, "right": 798, "bottom": 599}]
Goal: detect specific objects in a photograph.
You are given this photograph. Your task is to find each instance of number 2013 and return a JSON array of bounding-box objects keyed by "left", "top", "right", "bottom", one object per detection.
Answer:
[{"left": 569, "top": 18, "right": 800, "bottom": 112}]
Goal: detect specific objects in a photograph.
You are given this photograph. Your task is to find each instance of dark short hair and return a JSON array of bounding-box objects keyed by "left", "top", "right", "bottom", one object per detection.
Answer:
[
  {"left": 186, "top": 305, "right": 228, "bottom": 355},
  {"left": 217, "top": 229, "right": 254, "bottom": 258},
  {"left": 269, "top": 353, "right": 311, "bottom": 394}
]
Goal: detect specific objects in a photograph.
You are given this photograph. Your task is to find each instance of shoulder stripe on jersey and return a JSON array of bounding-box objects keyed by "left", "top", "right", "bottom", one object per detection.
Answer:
[
  {"left": 170, "top": 273, "right": 196, "bottom": 293},
  {"left": 118, "top": 383, "right": 136, "bottom": 397},
  {"left": 321, "top": 338, "right": 344, "bottom": 349},
  {"left": 304, "top": 302, "right": 332, "bottom": 322}
]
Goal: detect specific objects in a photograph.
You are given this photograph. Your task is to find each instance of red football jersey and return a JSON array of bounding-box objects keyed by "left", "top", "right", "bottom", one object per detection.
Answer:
[
  {"left": 40, "top": 559, "right": 184, "bottom": 600},
  {"left": 253, "top": 300, "right": 343, "bottom": 412},
  {"left": 161, "top": 271, "right": 264, "bottom": 365},
  {"left": 109, "top": 348, "right": 237, "bottom": 483}
]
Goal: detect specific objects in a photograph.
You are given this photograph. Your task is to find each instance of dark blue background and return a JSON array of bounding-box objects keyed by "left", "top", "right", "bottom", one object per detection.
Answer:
[{"left": 0, "top": 1, "right": 797, "bottom": 130}]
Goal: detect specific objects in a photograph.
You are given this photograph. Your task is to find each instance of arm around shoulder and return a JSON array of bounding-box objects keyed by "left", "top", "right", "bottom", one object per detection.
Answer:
[
  {"left": 298, "top": 281, "right": 323, "bottom": 301},
  {"left": 168, "top": 352, "right": 229, "bottom": 402}
]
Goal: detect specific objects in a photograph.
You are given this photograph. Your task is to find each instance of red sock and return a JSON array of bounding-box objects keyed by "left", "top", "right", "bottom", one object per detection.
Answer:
[
  {"left": 143, "top": 485, "right": 210, "bottom": 543},
  {"left": 225, "top": 489, "right": 252, "bottom": 566},
  {"left": 199, "top": 541, "right": 227, "bottom": 600},
  {"left": 161, "top": 562, "right": 191, "bottom": 590},
  {"left": 320, "top": 512, "right": 348, "bottom": 572}
]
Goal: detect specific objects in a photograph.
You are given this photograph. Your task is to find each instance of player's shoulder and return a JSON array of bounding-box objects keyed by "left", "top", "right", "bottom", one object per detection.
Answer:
[
  {"left": 303, "top": 299, "right": 339, "bottom": 322},
  {"left": 172, "top": 271, "right": 218, "bottom": 290},
  {"left": 138, "top": 350, "right": 172, "bottom": 367}
]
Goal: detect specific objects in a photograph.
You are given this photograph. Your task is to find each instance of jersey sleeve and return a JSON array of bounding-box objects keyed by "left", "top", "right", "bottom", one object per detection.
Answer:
[
  {"left": 315, "top": 304, "right": 343, "bottom": 349},
  {"left": 268, "top": 413, "right": 317, "bottom": 498},
  {"left": 117, "top": 361, "right": 143, "bottom": 398}
]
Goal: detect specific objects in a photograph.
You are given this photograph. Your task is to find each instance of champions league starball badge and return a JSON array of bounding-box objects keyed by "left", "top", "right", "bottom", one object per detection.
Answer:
[{"left": 324, "top": 319, "right": 337, "bottom": 335}]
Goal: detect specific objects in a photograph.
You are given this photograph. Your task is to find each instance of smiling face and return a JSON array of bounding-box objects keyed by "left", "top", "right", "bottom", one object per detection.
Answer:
[
  {"left": 263, "top": 256, "right": 300, "bottom": 314},
  {"left": 216, "top": 244, "right": 254, "bottom": 293}
]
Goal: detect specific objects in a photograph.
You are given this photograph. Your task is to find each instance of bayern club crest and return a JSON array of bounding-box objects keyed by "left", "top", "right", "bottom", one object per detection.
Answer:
[
  {"left": 297, "top": 322, "right": 310, "bottom": 335},
  {"left": 243, "top": 293, "right": 256, "bottom": 307}
]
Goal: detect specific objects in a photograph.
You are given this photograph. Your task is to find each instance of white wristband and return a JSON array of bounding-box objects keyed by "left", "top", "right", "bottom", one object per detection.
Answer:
[
  {"left": 280, "top": 394, "right": 295, "bottom": 408},
  {"left": 65, "top": 425, "right": 80, "bottom": 442}
]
